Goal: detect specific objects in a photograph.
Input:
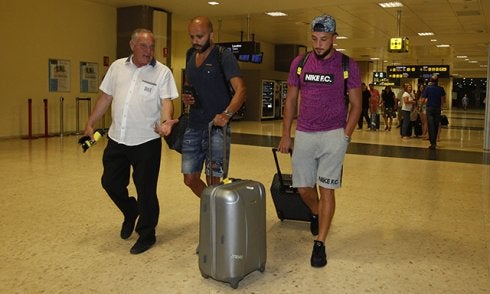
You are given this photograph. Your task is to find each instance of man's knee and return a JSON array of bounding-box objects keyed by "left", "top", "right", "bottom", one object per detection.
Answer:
[
  {"left": 183, "top": 173, "right": 200, "bottom": 187},
  {"left": 297, "top": 187, "right": 317, "bottom": 198}
]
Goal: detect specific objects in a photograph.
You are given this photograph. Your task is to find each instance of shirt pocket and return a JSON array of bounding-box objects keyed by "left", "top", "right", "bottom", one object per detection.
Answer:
[
  {"left": 139, "top": 80, "right": 157, "bottom": 100},
  {"left": 203, "top": 64, "right": 219, "bottom": 81}
]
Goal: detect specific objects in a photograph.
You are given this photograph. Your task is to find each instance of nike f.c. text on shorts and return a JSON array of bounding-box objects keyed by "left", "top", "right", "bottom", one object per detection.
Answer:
[{"left": 292, "top": 128, "right": 349, "bottom": 189}]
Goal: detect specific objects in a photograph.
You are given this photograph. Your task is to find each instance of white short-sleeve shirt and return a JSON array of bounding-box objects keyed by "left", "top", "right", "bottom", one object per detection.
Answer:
[{"left": 100, "top": 56, "right": 179, "bottom": 146}]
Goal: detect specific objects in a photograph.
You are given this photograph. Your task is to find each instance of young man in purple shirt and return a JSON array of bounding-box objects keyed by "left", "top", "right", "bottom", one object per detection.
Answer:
[{"left": 278, "top": 14, "right": 362, "bottom": 267}]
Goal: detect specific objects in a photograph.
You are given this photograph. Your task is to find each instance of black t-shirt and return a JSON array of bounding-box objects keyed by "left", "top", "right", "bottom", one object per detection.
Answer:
[
  {"left": 382, "top": 91, "right": 396, "bottom": 108},
  {"left": 362, "top": 89, "right": 371, "bottom": 109},
  {"left": 185, "top": 46, "right": 241, "bottom": 129}
]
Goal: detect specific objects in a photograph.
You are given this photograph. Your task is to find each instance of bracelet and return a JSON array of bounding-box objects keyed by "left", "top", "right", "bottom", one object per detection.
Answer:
[
  {"left": 223, "top": 109, "right": 234, "bottom": 118},
  {"left": 161, "top": 120, "right": 167, "bottom": 125}
]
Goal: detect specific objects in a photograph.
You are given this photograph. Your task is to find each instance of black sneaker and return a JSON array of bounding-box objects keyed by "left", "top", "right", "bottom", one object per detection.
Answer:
[
  {"left": 310, "top": 214, "right": 319, "bottom": 236},
  {"left": 310, "top": 240, "right": 327, "bottom": 268}
]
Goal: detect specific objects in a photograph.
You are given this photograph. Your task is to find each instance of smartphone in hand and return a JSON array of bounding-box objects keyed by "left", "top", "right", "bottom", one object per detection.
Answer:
[{"left": 183, "top": 85, "right": 200, "bottom": 108}]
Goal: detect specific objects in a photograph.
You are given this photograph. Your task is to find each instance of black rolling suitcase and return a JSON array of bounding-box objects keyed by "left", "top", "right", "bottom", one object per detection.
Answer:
[
  {"left": 270, "top": 148, "right": 311, "bottom": 222},
  {"left": 370, "top": 112, "right": 380, "bottom": 130},
  {"left": 413, "top": 117, "right": 423, "bottom": 137},
  {"left": 199, "top": 122, "right": 266, "bottom": 289}
]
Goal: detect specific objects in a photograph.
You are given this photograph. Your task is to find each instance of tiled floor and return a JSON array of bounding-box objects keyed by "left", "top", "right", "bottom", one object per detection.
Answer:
[{"left": 1, "top": 109, "right": 489, "bottom": 293}]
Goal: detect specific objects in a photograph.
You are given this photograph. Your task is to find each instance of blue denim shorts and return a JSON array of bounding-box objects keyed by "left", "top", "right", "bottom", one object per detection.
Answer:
[{"left": 181, "top": 126, "right": 231, "bottom": 177}]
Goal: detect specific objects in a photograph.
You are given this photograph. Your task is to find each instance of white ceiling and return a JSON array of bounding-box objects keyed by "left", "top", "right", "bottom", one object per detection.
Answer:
[{"left": 88, "top": 0, "right": 490, "bottom": 78}]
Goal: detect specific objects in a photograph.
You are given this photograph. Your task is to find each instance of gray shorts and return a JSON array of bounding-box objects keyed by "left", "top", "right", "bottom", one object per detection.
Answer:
[{"left": 292, "top": 128, "right": 349, "bottom": 189}]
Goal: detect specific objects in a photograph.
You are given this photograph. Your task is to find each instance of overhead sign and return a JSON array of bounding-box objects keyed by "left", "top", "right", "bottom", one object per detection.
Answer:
[
  {"left": 216, "top": 41, "right": 260, "bottom": 57},
  {"left": 388, "top": 37, "right": 409, "bottom": 53},
  {"left": 387, "top": 65, "right": 450, "bottom": 78},
  {"left": 373, "top": 72, "right": 390, "bottom": 85}
]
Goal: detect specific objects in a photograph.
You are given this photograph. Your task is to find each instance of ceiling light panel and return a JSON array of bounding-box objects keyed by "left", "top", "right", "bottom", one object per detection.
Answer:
[
  {"left": 378, "top": 2, "right": 404, "bottom": 8},
  {"left": 266, "top": 12, "right": 287, "bottom": 17}
]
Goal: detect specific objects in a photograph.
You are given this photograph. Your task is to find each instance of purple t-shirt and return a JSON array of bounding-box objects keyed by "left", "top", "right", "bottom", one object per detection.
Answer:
[{"left": 288, "top": 50, "right": 361, "bottom": 132}]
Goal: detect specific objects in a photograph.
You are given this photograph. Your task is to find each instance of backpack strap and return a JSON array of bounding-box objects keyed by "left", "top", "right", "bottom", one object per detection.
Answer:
[
  {"left": 296, "top": 51, "right": 311, "bottom": 77},
  {"left": 216, "top": 45, "right": 234, "bottom": 99}
]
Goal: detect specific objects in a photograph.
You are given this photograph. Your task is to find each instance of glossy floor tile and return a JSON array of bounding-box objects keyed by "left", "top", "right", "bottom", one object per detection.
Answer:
[{"left": 0, "top": 109, "right": 489, "bottom": 293}]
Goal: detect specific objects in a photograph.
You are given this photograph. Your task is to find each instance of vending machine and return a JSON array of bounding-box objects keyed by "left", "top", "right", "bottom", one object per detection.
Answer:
[{"left": 261, "top": 80, "right": 276, "bottom": 119}]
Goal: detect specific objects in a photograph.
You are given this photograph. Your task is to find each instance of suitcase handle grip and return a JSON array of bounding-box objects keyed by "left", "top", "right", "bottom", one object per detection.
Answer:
[
  {"left": 272, "top": 148, "right": 292, "bottom": 188},
  {"left": 208, "top": 121, "right": 229, "bottom": 181}
]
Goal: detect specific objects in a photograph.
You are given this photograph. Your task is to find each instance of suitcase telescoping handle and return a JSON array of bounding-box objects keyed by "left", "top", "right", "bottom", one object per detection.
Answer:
[
  {"left": 208, "top": 121, "right": 229, "bottom": 181},
  {"left": 272, "top": 147, "right": 292, "bottom": 188}
]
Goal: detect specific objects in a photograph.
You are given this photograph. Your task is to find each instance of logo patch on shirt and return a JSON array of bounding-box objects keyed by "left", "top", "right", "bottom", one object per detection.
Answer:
[{"left": 303, "top": 73, "right": 335, "bottom": 84}]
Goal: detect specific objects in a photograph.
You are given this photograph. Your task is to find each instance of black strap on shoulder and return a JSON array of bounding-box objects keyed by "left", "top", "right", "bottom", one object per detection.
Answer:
[
  {"left": 296, "top": 51, "right": 311, "bottom": 77},
  {"left": 216, "top": 45, "right": 234, "bottom": 99},
  {"left": 185, "top": 47, "right": 196, "bottom": 65}
]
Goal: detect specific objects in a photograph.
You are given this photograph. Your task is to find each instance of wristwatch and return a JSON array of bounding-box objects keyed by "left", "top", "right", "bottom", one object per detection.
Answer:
[{"left": 223, "top": 109, "right": 234, "bottom": 118}]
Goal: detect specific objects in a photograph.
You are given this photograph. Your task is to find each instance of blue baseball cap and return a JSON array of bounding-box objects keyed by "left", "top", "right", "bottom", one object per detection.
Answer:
[{"left": 311, "top": 15, "right": 337, "bottom": 35}]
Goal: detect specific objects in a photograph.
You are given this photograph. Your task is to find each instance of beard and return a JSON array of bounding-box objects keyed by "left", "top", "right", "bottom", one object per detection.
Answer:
[
  {"left": 194, "top": 39, "right": 211, "bottom": 53},
  {"left": 313, "top": 45, "right": 333, "bottom": 59}
]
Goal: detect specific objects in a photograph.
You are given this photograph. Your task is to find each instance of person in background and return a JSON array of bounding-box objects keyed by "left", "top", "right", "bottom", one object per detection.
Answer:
[
  {"left": 358, "top": 83, "right": 371, "bottom": 129},
  {"left": 422, "top": 75, "right": 446, "bottom": 149},
  {"left": 181, "top": 16, "right": 246, "bottom": 198},
  {"left": 278, "top": 14, "right": 362, "bottom": 268},
  {"left": 83, "top": 28, "right": 179, "bottom": 254},
  {"left": 462, "top": 94, "right": 469, "bottom": 111},
  {"left": 401, "top": 83, "right": 416, "bottom": 139},
  {"left": 395, "top": 89, "right": 403, "bottom": 128},
  {"left": 416, "top": 84, "right": 428, "bottom": 139},
  {"left": 368, "top": 84, "right": 380, "bottom": 130},
  {"left": 369, "top": 84, "right": 380, "bottom": 131},
  {"left": 381, "top": 85, "right": 396, "bottom": 131}
]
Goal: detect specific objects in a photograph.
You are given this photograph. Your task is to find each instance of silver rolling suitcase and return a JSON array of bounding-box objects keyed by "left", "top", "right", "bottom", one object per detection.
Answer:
[{"left": 199, "top": 122, "right": 266, "bottom": 289}]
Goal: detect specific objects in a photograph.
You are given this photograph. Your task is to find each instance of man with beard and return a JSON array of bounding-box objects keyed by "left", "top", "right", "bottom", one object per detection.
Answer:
[
  {"left": 181, "top": 16, "right": 246, "bottom": 199},
  {"left": 277, "top": 15, "right": 362, "bottom": 267}
]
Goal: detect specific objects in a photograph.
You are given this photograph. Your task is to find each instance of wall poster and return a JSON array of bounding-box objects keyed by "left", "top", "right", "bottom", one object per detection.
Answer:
[
  {"left": 49, "top": 59, "right": 71, "bottom": 92},
  {"left": 80, "top": 62, "right": 99, "bottom": 93}
]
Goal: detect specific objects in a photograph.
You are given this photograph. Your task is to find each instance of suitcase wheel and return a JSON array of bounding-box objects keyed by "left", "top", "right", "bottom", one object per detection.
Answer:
[
  {"left": 201, "top": 273, "right": 209, "bottom": 279},
  {"left": 259, "top": 265, "right": 265, "bottom": 273},
  {"left": 277, "top": 211, "right": 284, "bottom": 221},
  {"left": 229, "top": 278, "right": 240, "bottom": 289}
]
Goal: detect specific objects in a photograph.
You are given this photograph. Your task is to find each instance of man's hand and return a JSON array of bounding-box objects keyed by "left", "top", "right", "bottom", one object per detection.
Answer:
[
  {"left": 212, "top": 113, "right": 230, "bottom": 127},
  {"left": 154, "top": 119, "right": 179, "bottom": 136},
  {"left": 181, "top": 92, "right": 195, "bottom": 106},
  {"left": 277, "top": 136, "right": 292, "bottom": 153}
]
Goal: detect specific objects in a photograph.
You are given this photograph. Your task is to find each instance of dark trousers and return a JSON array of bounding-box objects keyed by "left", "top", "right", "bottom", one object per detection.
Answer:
[
  {"left": 426, "top": 107, "right": 441, "bottom": 147},
  {"left": 101, "top": 137, "right": 162, "bottom": 241},
  {"left": 401, "top": 110, "right": 411, "bottom": 137},
  {"left": 358, "top": 108, "right": 370, "bottom": 128}
]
